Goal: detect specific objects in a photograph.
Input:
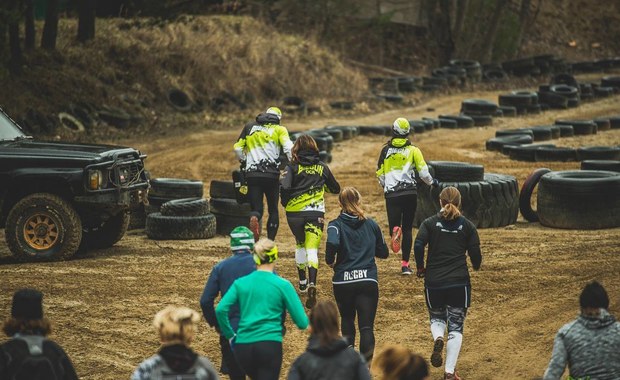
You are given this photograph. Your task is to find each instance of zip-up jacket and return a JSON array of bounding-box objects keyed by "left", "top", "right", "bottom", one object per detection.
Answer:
[
  {"left": 376, "top": 138, "right": 434, "bottom": 197},
  {"left": 233, "top": 112, "right": 293, "bottom": 179},
  {"left": 544, "top": 309, "right": 620, "bottom": 380},
  {"left": 131, "top": 344, "right": 219, "bottom": 380},
  {"left": 414, "top": 214, "right": 481, "bottom": 289},
  {"left": 326, "top": 213, "right": 389, "bottom": 284},
  {"left": 280, "top": 150, "right": 340, "bottom": 215},
  {"left": 200, "top": 249, "right": 256, "bottom": 332},
  {"left": 287, "top": 336, "right": 371, "bottom": 380}
]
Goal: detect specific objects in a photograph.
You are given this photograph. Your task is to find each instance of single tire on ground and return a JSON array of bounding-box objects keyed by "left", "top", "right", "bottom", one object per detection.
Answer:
[
  {"left": 580, "top": 160, "right": 620, "bottom": 172},
  {"left": 161, "top": 198, "right": 209, "bottom": 217},
  {"left": 576, "top": 146, "right": 620, "bottom": 161},
  {"left": 537, "top": 170, "right": 620, "bottom": 229},
  {"left": 519, "top": 168, "right": 551, "bottom": 222},
  {"left": 150, "top": 178, "right": 204, "bottom": 199},
  {"left": 146, "top": 213, "right": 217, "bottom": 240}
]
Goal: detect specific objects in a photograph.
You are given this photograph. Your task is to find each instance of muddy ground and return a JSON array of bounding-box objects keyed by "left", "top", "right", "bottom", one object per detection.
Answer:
[{"left": 1, "top": 85, "right": 619, "bottom": 380}]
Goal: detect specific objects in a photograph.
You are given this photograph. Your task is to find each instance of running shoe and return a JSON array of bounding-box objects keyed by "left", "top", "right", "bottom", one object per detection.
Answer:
[
  {"left": 299, "top": 280, "right": 308, "bottom": 293},
  {"left": 249, "top": 215, "right": 260, "bottom": 242},
  {"left": 431, "top": 337, "right": 444, "bottom": 368},
  {"left": 401, "top": 266, "right": 413, "bottom": 275},
  {"left": 306, "top": 284, "right": 317, "bottom": 309},
  {"left": 444, "top": 371, "right": 461, "bottom": 380},
  {"left": 391, "top": 226, "right": 402, "bottom": 253}
]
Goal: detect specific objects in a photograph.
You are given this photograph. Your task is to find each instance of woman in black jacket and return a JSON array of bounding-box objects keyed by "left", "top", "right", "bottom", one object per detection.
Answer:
[
  {"left": 287, "top": 300, "right": 370, "bottom": 380},
  {"left": 413, "top": 186, "right": 481, "bottom": 380},
  {"left": 325, "top": 187, "right": 389, "bottom": 364}
]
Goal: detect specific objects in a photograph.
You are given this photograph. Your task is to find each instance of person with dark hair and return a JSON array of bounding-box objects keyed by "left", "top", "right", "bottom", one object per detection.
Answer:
[
  {"left": 0, "top": 288, "right": 78, "bottom": 380},
  {"left": 373, "top": 345, "right": 430, "bottom": 380},
  {"left": 376, "top": 118, "right": 438, "bottom": 275},
  {"left": 216, "top": 239, "right": 309, "bottom": 380},
  {"left": 132, "top": 306, "right": 219, "bottom": 379},
  {"left": 326, "top": 187, "right": 389, "bottom": 364},
  {"left": 200, "top": 226, "right": 257, "bottom": 380},
  {"left": 233, "top": 106, "right": 293, "bottom": 241},
  {"left": 287, "top": 300, "right": 370, "bottom": 380},
  {"left": 543, "top": 281, "right": 620, "bottom": 380},
  {"left": 280, "top": 134, "right": 340, "bottom": 308},
  {"left": 414, "top": 186, "right": 481, "bottom": 380}
]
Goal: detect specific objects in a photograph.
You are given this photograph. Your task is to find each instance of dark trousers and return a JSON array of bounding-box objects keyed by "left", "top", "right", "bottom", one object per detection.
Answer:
[
  {"left": 386, "top": 193, "right": 417, "bottom": 262},
  {"left": 333, "top": 281, "right": 379, "bottom": 363},
  {"left": 247, "top": 177, "right": 280, "bottom": 240},
  {"left": 234, "top": 341, "right": 283, "bottom": 380},
  {"left": 219, "top": 335, "right": 246, "bottom": 380}
]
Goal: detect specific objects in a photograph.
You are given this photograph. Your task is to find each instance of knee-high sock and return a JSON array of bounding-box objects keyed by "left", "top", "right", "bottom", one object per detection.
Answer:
[
  {"left": 295, "top": 246, "right": 307, "bottom": 282},
  {"left": 431, "top": 320, "right": 447, "bottom": 341},
  {"left": 445, "top": 332, "right": 463, "bottom": 374}
]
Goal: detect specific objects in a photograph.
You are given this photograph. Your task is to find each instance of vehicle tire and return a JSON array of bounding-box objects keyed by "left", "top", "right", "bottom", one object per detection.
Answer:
[
  {"left": 167, "top": 88, "right": 193, "bottom": 112},
  {"left": 97, "top": 108, "right": 132, "bottom": 129},
  {"left": 427, "top": 161, "right": 484, "bottom": 182},
  {"left": 146, "top": 213, "right": 217, "bottom": 240},
  {"left": 323, "top": 127, "right": 344, "bottom": 142},
  {"left": 212, "top": 213, "right": 249, "bottom": 236},
  {"left": 497, "top": 106, "right": 517, "bottom": 117},
  {"left": 358, "top": 126, "right": 388, "bottom": 135},
  {"left": 58, "top": 112, "right": 85, "bottom": 133},
  {"left": 594, "top": 87, "right": 614, "bottom": 97},
  {"left": 610, "top": 116, "right": 620, "bottom": 129},
  {"left": 498, "top": 93, "right": 533, "bottom": 107},
  {"left": 593, "top": 118, "right": 611, "bottom": 131},
  {"left": 534, "top": 147, "right": 577, "bottom": 162},
  {"left": 537, "top": 91, "right": 568, "bottom": 109},
  {"left": 128, "top": 204, "right": 147, "bottom": 230},
  {"left": 519, "top": 168, "right": 551, "bottom": 222},
  {"left": 461, "top": 99, "right": 498, "bottom": 114},
  {"left": 555, "top": 120, "right": 596, "bottom": 135},
  {"left": 528, "top": 126, "right": 553, "bottom": 141},
  {"left": 537, "top": 170, "right": 620, "bottom": 229},
  {"left": 438, "top": 115, "right": 475, "bottom": 128},
  {"left": 467, "top": 114, "right": 493, "bottom": 126},
  {"left": 209, "top": 198, "right": 252, "bottom": 217},
  {"left": 81, "top": 212, "right": 130, "bottom": 249},
  {"left": 438, "top": 118, "right": 458, "bottom": 129},
  {"left": 161, "top": 198, "right": 209, "bottom": 217},
  {"left": 576, "top": 146, "right": 620, "bottom": 161},
  {"left": 486, "top": 135, "right": 533, "bottom": 151},
  {"left": 558, "top": 125, "right": 574, "bottom": 137},
  {"left": 5, "top": 193, "right": 82, "bottom": 261},
  {"left": 209, "top": 180, "right": 237, "bottom": 199},
  {"left": 319, "top": 151, "right": 333, "bottom": 163},
  {"left": 495, "top": 129, "right": 534, "bottom": 138},
  {"left": 580, "top": 160, "right": 620, "bottom": 172},
  {"left": 601, "top": 76, "right": 620, "bottom": 89},
  {"left": 150, "top": 178, "right": 204, "bottom": 199},
  {"left": 507, "top": 144, "right": 555, "bottom": 162}
]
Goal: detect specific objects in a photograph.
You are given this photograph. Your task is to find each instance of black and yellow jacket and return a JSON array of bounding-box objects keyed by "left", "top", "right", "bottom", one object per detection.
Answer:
[
  {"left": 233, "top": 112, "right": 293, "bottom": 179},
  {"left": 280, "top": 150, "right": 340, "bottom": 216},
  {"left": 376, "top": 137, "right": 434, "bottom": 198}
]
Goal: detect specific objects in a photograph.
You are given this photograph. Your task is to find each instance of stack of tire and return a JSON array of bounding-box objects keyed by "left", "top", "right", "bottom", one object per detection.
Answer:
[
  {"left": 448, "top": 60, "right": 482, "bottom": 82},
  {"left": 519, "top": 168, "right": 620, "bottom": 229},
  {"left": 208, "top": 179, "right": 252, "bottom": 236},
  {"left": 498, "top": 91, "right": 541, "bottom": 115},
  {"left": 459, "top": 99, "right": 498, "bottom": 126},
  {"left": 413, "top": 161, "right": 519, "bottom": 228},
  {"left": 145, "top": 178, "right": 216, "bottom": 240},
  {"left": 290, "top": 129, "right": 340, "bottom": 164}
]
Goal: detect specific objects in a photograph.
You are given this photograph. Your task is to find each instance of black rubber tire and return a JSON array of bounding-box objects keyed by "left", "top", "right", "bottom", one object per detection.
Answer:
[
  {"left": 438, "top": 115, "right": 475, "bottom": 128},
  {"left": 209, "top": 198, "right": 252, "bottom": 217},
  {"left": 212, "top": 213, "right": 250, "bottom": 236},
  {"left": 81, "top": 212, "right": 130, "bottom": 250},
  {"left": 567, "top": 98, "right": 581, "bottom": 108},
  {"left": 146, "top": 213, "right": 216, "bottom": 240},
  {"left": 148, "top": 195, "right": 175, "bottom": 207},
  {"left": 581, "top": 160, "right": 620, "bottom": 172},
  {"left": 537, "top": 91, "right": 568, "bottom": 109},
  {"left": 601, "top": 76, "right": 620, "bottom": 88},
  {"left": 497, "top": 106, "right": 517, "bottom": 117},
  {"left": 610, "top": 116, "right": 620, "bottom": 129},
  {"left": 498, "top": 93, "right": 533, "bottom": 107},
  {"left": 427, "top": 161, "right": 484, "bottom": 181},
  {"left": 422, "top": 118, "right": 441, "bottom": 129},
  {"left": 150, "top": 178, "right": 204, "bottom": 199},
  {"left": 534, "top": 147, "right": 577, "bottom": 162},
  {"left": 507, "top": 144, "right": 556, "bottom": 162},
  {"left": 358, "top": 126, "right": 389, "bottom": 135},
  {"left": 594, "top": 87, "right": 614, "bottom": 97},
  {"left": 209, "top": 180, "right": 237, "bottom": 199},
  {"left": 537, "top": 170, "right": 620, "bottom": 229},
  {"left": 161, "top": 198, "right": 209, "bottom": 217},
  {"left": 555, "top": 120, "right": 596, "bottom": 135},
  {"left": 5, "top": 193, "right": 82, "bottom": 261},
  {"left": 414, "top": 173, "right": 518, "bottom": 228},
  {"left": 467, "top": 114, "right": 493, "bottom": 126},
  {"left": 558, "top": 125, "right": 574, "bottom": 137},
  {"left": 495, "top": 129, "right": 534, "bottom": 138},
  {"left": 532, "top": 125, "right": 560, "bottom": 139},
  {"left": 323, "top": 127, "right": 344, "bottom": 142},
  {"left": 438, "top": 118, "right": 458, "bottom": 129},
  {"left": 461, "top": 99, "right": 498, "bottom": 114},
  {"left": 528, "top": 127, "right": 553, "bottom": 141},
  {"left": 128, "top": 204, "right": 147, "bottom": 230},
  {"left": 319, "top": 151, "right": 332, "bottom": 163},
  {"left": 519, "top": 168, "right": 551, "bottom": 222},
  {"left": 593, "top": 118, "right": 611, "bottom": 131},
  {"left": 167, "top": 88, "right": 193, "bottom": 112},
  {"left": 58, "top": 112, "right": 86, "bottom": 133},
  {"left": 486, "top": 135, "right": 533, "bottom": 151},
  {"left": 576, "top": 147, "right": 620, "bottom": 161},
  {"left": 97, "top": 108, "right": 132, "bottom": 129}
]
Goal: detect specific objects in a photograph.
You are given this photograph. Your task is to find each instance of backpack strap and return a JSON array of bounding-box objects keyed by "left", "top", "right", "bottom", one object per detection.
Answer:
[{"left": 13, "top": 334, "right": 45, "bottom": 356}]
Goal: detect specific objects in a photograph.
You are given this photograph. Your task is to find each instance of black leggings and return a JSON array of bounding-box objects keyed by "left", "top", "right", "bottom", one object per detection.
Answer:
[
  {"left": 333, "top": 281, "right": 379, "bottom": 363},
  {"left": 247, "top": 177, "right": 279, "bottom": 240},
  {"left": 234, "top": 341, "right": 282, "bottom": 380},
  {"left": 386, "top": 193, "right": 417, "bottom": 262},
  {"left": 219, "top": 335, "right": 246, "bottom": 380}
]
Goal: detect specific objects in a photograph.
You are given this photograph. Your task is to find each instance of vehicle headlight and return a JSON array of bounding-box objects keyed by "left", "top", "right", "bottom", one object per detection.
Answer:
[{"left": 88, "top": 170, "right": 103, "bottom": 190}]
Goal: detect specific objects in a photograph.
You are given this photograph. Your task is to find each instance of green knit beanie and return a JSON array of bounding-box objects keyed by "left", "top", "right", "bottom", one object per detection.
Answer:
[{"left": 230, "top": 226, "right": 255, "bottom": 251}]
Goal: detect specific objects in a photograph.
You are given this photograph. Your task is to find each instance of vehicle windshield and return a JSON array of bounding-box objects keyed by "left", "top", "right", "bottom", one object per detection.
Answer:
[{"left": 0, "top": 110, "right": 27, "bottom": 141}]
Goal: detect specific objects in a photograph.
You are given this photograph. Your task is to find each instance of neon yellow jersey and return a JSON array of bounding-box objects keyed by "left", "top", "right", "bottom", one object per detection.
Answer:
[{"left": 376, "top": 138, "right": 432, "bottom": 195}]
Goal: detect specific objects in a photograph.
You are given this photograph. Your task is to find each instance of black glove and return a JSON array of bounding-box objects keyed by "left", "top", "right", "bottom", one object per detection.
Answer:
[{"left": 431, "top": 178, "right": 440, "bottom": 188}]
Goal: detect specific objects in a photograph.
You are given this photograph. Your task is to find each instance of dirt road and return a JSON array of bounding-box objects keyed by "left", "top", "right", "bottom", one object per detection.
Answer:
[{"left": 1, "top": 88, "right": 619, "bottom": 379}]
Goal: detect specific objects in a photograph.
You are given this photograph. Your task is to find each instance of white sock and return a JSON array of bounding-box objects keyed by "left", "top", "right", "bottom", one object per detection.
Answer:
[
  {"left": 445, "top": 332, "right": 463, "bottom": 374},
  {"left": 430, "top": 320, "right": 446, "bottom": 341},
  {"left": 295, "top": 247, "right": 306, "bottom": 267},
  {"left": 306, "top": 248, "right": 319, "bottom": 268}
]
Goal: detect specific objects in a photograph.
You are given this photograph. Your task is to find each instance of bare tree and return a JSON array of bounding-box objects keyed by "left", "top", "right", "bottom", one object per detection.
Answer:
[
  {"left": 479, "top": 0, "right": 508, "bottom": 62},
  {"left": 24, "top": 0, "right": 35, "bottom": 50},
  {"left": 77, "top": 0, "right": 97, "bottom": 42},
  {"left": 41, "top": 0, "right": 59, "bottom": 49},
  {"left": 8, "top": 20, "right": 21, "bottom": 73}
]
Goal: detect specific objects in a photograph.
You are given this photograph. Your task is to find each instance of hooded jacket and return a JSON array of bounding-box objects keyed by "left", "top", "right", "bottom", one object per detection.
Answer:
[
  {"left": 233, "top": 112, "right": 293, "bottom": 178},
  {"left": 376, "top": 137, "right": 434, "bottom": 197},
  {"left": 326, "top": 213, "right": 389, "bottom": 284},
  {"left": 280, "top": 150, "right": 340, "bottom": 215},
  {"left": 543, "top": 309, "right": 620, "bottom": 380},
  {"left": 287, "top": 336, "right": 371, "bottom": 380},
  {"left": 131, "top": 344, "right": 219, "bottom": 380}
]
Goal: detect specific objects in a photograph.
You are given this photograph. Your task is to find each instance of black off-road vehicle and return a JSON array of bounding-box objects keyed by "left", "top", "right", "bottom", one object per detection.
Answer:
[{"left": 0, "top": 107, "right": 149, "bottom": 261}]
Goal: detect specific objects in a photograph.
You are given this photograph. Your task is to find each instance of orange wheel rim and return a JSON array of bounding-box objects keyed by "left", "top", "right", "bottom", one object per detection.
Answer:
[{"left": 23, "top": 213, "right": 59, "bottom": 250}]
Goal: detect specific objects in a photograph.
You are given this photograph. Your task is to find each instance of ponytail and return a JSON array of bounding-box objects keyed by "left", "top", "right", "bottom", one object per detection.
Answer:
[
  {"left": 338, "top": 187, "right": 366, "bottom": 220},
  {"left": 439, "top": 186, "right": 462, "bottom": 220}
]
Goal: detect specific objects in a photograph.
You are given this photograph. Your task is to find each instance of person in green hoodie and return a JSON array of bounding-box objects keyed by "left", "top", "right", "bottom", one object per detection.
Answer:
[
  {"left": 216, "top": 238, "right": 309, "bottom": 380},
  {"left": 280, "top": 134, "right": 340, "bottom": 309},
  {"left": 376, "top": 118, "right": 438, "bottom": 275}
]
